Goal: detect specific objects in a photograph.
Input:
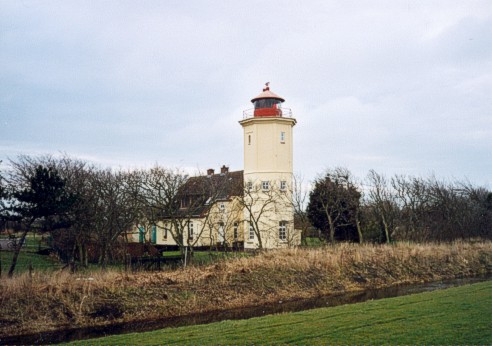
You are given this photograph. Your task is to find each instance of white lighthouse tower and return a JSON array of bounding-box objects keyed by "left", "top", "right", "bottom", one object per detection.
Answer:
[{"left": 239, "top": 83, "right": 298, "bottom": 249}]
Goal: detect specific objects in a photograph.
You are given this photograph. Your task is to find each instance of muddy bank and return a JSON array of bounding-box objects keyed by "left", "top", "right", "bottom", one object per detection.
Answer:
[{"left": 0, "top": 242, "right": 491, "bottom": 342}]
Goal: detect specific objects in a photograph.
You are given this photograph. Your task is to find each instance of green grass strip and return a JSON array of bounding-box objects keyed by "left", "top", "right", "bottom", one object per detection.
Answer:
[{"left": 67, "top": 281, "right": 492, "bottom": 345}]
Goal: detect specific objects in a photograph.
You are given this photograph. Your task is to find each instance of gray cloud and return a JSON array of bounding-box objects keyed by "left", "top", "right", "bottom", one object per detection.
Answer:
[{"left": 1, "top": 1, "right": 490, "bottom": 187}]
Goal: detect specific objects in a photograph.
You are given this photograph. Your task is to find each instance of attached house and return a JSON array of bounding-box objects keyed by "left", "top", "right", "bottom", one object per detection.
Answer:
[{"left": 133, "top": 166, "right": 246, "bottom": 250}]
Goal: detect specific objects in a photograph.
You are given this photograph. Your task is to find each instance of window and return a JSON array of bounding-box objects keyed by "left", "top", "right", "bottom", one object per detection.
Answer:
[
  {"left": 279, "top": 221, "right": 287, "bottom": 241},
  {"left": 188, "top": 222, "right": 194, "bottom": 240},
  {"left": 248, "top": 134, "right": 251, "bottom": 145},
  {"left": 254, "top": 99, "right": 281, "bottom": 109},
  {"left": 163, "top": 228, "right": 168, "bottom": 240},
  {"left": 233, "top": 222, "right": 238, "bottom": 240},
  {"left": 247, "top": 181, "right": 253, "bottom": 190},
  {"left": 280, "top": 131, "right": 285, "bottom": 143},
  {"left": 249, "top": 222, "right": 254, "bottom": 240},
  {"left": 280, "top": 180, "right": 287, "bottom": 191},
  {"left": 219, "top": 203, "right": 225, "bottom": 211},
  {"left": 262, "top": 181, "right": 270, "bottom": 190}
]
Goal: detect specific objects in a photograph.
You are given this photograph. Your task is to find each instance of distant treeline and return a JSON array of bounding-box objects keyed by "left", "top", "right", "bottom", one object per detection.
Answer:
[
  {"left": 1, "top": 155, "right": 491, "bottom": 275},
  {"left": 304, "top": 167, "right": 491, "bottom": 243}
]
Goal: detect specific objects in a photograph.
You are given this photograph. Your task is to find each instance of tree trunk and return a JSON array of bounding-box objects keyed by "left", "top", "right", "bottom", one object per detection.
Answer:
[
  {"left": 327, "top": 214, "right": 336, "bottom": 243},
  {"left": 8, "top": 228, "right": 29, "bottom": 278},
  {"left": 83, "top": 245, "right": 88, "bottom": 267},
  {"left": 381, "top": 214, "right": 391, "bottom": 243},
  {"left": 78, "top": 240, "right": 84, "bottom": 267},
  {"left": 356, "top": 216, "right": 363, "bottom": 244},
  {"left": 99, "top": 240, "right": 108, "bottom": 269}
]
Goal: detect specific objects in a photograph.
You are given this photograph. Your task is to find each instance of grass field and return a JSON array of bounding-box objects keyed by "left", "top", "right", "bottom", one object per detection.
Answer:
[
  {"left": 66, "top": 280, "right": 492, "bottom": 345},
  {"left": 0, "top": 235, "right": 61, "bottom": 274}
]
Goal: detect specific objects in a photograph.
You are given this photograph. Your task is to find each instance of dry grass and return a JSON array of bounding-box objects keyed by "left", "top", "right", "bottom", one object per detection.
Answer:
[{"left": 0, "top": 241, "right": 490, "bottom": 338}]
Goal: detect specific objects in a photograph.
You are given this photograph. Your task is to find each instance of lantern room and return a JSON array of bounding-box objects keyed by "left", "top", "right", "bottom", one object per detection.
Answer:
[{"left": 243, "top": 82, "right": 292, "bottom": 118}]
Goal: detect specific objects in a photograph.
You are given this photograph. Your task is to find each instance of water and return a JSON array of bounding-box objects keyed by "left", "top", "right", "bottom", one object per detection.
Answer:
[{"left": 1, "top": 275, "right": 490, "bottom": 345}]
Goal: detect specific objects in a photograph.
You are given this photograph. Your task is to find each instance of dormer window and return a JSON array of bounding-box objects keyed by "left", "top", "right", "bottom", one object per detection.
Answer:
[{"left": 181, "top": 197, "right": 190, "bottom": 208}]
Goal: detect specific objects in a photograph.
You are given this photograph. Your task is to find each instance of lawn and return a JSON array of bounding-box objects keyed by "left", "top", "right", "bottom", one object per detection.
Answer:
[
  {"left": 0, "top": 235, "right": 61, "bottom": 274},
  {"left": 66, "top": 280, "right": 492, "bottom": 345}
]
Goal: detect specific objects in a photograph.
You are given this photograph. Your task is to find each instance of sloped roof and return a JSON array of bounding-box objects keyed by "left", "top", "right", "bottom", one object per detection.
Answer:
[{"left": 176, "top": 170, "right": 244, "bottom": 217}]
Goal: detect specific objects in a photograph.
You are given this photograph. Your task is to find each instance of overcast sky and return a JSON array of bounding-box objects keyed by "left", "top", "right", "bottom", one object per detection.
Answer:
[{"left": 1, "top": 1, "right": 491, "bottom": 187}]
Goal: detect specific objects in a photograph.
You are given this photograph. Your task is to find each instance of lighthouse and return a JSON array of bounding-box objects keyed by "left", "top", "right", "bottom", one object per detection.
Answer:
[{"left": 239, "top": 83, "right": 298, "bottom": 249}]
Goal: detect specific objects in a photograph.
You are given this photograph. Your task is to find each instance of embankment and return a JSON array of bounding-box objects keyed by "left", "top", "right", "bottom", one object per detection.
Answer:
[{"left": 0, "top": 241, "right": 490, "bottom": 338}]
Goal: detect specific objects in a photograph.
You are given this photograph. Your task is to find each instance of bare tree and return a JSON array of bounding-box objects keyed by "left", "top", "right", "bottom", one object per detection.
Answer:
[
  {"left": 291, "top": 173, "right": 311, "bottom": 245},
  {"left": 90, "top": 169, "right": 140, "bottom": 268},
  {"left": 459, "top": 182, "right": 492, "bottom": 240},
  {"left": 205, "top": 196, "right": 243, "bottom": 251},
  {"left": 181, "top": 170, "right": 244, "bottom": 254},
  {"left": 238, "top": 179, "right": 292, "bottom": 249},
  {"left": 390, "top": 175, "right": 431, "bottom": 240},
  {"left": 366, "top": 170, "right": 397, "bottom": 243},
  {"left": 138, "top": 166, "right": 189, "bottom": 252}
]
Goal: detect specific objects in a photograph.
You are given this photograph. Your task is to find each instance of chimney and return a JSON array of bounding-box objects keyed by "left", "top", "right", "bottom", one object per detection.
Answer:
[
  {"left": 220, "top": 165, "right": 229, "bottom": 174},
  {"left": 207, "top": 168, "right": 214, "bottom": 176}
]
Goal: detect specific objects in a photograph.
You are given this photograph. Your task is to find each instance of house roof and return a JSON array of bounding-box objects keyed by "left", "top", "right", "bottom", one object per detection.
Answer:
[{"left": 175, "top": 169, "right": 244, "bottom": 218}]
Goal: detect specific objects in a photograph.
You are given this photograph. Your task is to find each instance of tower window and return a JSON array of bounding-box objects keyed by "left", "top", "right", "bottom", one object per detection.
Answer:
[
  {"left": 248, "top": 134, "right": 251, "bottom": 145},
  {"left": 280, "top": 131, "right": 285, "bottom": 143},
  {"left": 280, "top": 181, "right": 287, "bottom": 190}
]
